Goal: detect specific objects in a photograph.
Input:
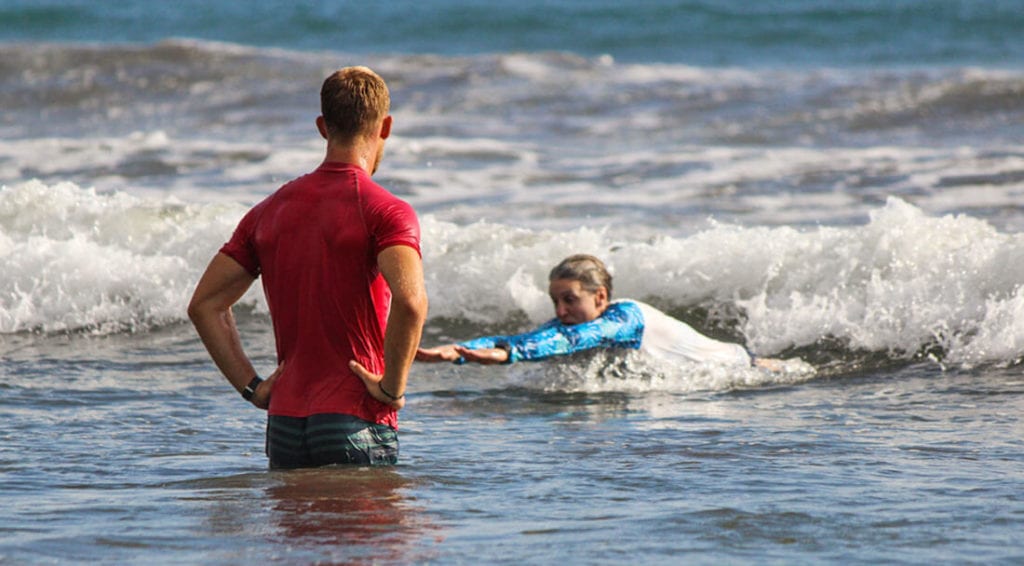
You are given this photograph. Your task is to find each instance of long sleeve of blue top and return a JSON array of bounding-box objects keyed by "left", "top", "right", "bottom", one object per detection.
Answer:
[{"left": 455, "top": 301, "right": 645, "bottom": 363}]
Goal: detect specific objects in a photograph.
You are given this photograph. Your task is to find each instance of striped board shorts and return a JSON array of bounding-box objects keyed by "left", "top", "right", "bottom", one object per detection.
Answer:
[{"left": 266, "top": 413, "right": 399, "bottom": 469}]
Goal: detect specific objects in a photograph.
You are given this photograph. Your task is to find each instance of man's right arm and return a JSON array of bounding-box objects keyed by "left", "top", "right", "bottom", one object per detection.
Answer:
[{"left": 187, "top": 252, "right": 277, "bottom": 408}]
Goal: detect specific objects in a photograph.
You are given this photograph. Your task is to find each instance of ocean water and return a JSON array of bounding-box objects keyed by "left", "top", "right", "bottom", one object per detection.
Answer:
[{"left": 2, "top": 1, "right": 1024, "bottom": 564}]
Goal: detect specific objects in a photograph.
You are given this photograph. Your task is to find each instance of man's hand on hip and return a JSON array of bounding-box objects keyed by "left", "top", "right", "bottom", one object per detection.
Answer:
[{"left": 349, "top": 360, "right": 406, "bottom": 410}]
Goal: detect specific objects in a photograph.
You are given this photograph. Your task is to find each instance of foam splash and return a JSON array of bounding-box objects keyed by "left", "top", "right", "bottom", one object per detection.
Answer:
[
  {"left": 3, "top": 180, "right": 1024, "bottom": 369},
  {"left": 504, "top": 350, "right": 817, "bottom": 395},
  {"left": 0, "top": 180, "right": 263, "bottom": 333},
  {"left": 419, "top": 198, "right": 1024, "bottom": 368}
]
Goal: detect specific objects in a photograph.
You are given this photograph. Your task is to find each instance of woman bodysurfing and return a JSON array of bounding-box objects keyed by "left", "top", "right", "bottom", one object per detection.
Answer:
[{"left": 417, "top": 254, "right": 802, "bottom": 372}]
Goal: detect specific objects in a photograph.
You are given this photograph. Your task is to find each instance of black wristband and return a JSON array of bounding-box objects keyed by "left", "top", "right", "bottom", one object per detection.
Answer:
[
  {"left": 379, "top": 382, "right": 405, "bottom": 401},
  {"left": 241, "top": 375, "right": 263, "bottom": 401}
]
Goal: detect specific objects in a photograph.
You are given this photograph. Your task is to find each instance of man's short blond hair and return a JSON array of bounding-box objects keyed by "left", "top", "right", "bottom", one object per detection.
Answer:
[{"left": 320, "top": 66, "right": 390, "bottom": 142}]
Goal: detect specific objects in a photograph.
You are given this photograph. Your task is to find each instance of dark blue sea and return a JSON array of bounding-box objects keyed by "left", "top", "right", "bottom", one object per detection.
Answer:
[{"left": 2, "top": 1, "right": 1023, "bottom": 563}]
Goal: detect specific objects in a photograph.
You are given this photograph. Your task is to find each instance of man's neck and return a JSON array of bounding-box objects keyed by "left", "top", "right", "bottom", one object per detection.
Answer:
[{"left": 324, "top": 142, "right": 376, "bottom": 174}]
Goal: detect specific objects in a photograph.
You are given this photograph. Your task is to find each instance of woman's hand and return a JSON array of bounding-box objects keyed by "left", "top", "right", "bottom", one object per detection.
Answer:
[
  {"left": 416, "top": 344, "right": 509, "bottom": 364},
  {"left": 415, "top": 345, "right": 462, "bottom": 362},
  {"left": 454, "top": 346, "right": 508, "bottom": 365}
]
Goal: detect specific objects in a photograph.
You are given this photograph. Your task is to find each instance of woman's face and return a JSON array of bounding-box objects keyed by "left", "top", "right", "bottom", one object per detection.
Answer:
[{"left": 548, "top": 278, "right": 609, "bottom": 325}]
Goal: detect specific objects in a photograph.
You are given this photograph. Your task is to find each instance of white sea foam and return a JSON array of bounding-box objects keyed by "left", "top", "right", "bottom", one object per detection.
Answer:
[
  {"left": 418, "top": 198, "right": 1024, "bottom": 367},
  {"left": 502, "top": 349, "right": 817, "bottom": 395},
  {"left": 0, "top": 180, "right": 261, "bottom": 333},
  {"left": 3, "top": 180, "right": 1024, "bottom": 369}
]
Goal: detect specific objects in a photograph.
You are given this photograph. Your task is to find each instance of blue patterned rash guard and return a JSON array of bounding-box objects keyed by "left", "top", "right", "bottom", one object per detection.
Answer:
[{"left": 456, "top": 300, "right": 753, "bottom": 367}]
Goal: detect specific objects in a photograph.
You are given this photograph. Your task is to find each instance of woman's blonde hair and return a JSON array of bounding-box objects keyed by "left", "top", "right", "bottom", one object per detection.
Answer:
[{"left": 548, "top": 254, "right": 613, "bottom": 298}]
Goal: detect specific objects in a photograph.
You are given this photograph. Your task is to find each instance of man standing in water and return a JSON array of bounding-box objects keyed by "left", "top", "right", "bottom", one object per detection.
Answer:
[{"left": 188, "top": 66, "right": 427, "bottom": 468}]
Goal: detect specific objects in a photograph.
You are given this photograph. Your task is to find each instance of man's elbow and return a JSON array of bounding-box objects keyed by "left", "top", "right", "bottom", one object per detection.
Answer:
[
  {"left": 394, "top": 290, "right": 429, "bottom": 324},
  {"left": 187, "top": 295, "right": 218, "bottom": 326},
  {"left": 186, "top": 297, "right": 204, "bottom": 325},
  {"left": 410, "top": 292, "right": 430, "bottom": 323}
]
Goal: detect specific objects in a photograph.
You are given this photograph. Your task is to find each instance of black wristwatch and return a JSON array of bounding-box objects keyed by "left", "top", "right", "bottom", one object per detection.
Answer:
[{"left": 241, "top": 375, "right": 263, "bottom": 401}]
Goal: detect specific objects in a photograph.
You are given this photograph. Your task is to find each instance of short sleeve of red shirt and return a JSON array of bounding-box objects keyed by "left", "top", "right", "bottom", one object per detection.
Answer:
[
  {"left": 219, "top": 204, "right": 265, "bottom": 277},
  {"left": 366, "top": 194, "right": 421, "bottom": 258}
]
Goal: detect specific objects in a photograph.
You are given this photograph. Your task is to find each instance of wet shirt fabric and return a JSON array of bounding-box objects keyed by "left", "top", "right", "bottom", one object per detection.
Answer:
[
  {"left": 220, "top": 162, "right": 420, "bottom": 429},
  {"left": 457, "top": 300, "right": 752, "bottom": 367}
]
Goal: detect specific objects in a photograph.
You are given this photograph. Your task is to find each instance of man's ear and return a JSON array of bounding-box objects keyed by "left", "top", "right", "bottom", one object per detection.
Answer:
[
  {"left": 379, "top": 115, "right": 392, "bottom": 140},
  {"left": 595, "top": 286, "right": 609, "bottom": 309},
  {"left": 316, "top": 116, "right": 329, "bottom": 140}
]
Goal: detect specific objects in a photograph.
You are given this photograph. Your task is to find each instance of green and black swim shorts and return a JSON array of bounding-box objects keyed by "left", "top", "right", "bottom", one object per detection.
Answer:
[{"left": 266, "top": 413, "right": 399, "bottom": 469}]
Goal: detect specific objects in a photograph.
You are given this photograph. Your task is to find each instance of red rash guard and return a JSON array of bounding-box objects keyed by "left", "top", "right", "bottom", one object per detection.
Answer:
[{"left": 220, "top": 162, "right": 421, "bottom": 429}]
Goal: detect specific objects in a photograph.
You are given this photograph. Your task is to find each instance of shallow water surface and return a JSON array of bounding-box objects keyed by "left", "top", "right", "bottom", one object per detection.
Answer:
[{"left": 2, "top": 328, "right": 1022, "bottom": 564}]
